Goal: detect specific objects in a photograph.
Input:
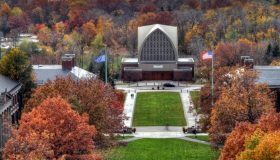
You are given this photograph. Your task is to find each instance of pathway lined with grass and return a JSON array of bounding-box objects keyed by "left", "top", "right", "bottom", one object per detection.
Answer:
[
  {"left": 133, "top": 92, "right": 186, "bottom": 126},
  {"left": 103, "top": 138, "right": 220, "bottom": 160}
]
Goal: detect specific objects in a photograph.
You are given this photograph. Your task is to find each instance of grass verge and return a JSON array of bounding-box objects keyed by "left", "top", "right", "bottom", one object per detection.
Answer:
[{"left": 187, "top": 135, "right": 209, "bottom": 142}]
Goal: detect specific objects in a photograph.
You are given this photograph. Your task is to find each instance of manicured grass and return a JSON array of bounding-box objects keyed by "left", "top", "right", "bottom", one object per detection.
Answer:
[
  {"left": 102, "top": 138, "right": 220, "bottom": 160},
  {"left": 113, "top": 56, "right": 122, "bottom": 69},
  {"left": 133, "top": 92, "right": 186, "bottom": 126},
  {"left": 187, "top": 135, "right": 209, "bottom": 142},
  {"left": 0, "top": 48, "right": 7, "bottom": 60},
  {"left": 190, "top": 91, "right": 201, "bottom": 112}
]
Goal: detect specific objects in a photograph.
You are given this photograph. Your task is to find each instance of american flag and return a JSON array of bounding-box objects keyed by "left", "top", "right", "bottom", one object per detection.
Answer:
[{"left": 202, "top": 51, "right": 213, "bottom": 60}]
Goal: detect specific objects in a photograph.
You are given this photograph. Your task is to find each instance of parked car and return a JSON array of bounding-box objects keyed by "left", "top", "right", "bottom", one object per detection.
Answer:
[
  {"left": 163, "top": 83, "right": 175, "bottom": 87},
  {"left": 0, "top": 44, "right": 9, "bottom": 48}
]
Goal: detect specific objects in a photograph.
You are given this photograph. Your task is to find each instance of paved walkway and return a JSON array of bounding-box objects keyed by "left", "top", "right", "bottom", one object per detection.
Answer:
[
  {"left": 117, "top": 137, "right": 143, "bottom": 142},
  {"left": 178, "top": 137, "right": 211, "bottom": 146},
  {"left": 180, "top": 91, "right": 199, "bottom": 128},
  {"left": 123, "top": 89, "right": 137, "bottom": 127}
]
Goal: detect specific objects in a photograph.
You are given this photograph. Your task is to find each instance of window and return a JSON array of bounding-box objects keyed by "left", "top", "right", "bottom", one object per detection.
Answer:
[{"left": 140, "top": 29, "right": 175, "bottom": 61}]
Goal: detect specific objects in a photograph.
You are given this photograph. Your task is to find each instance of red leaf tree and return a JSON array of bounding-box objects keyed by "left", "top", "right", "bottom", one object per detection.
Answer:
[
  {"left": 24, "top": 76, "right": 125, "bottom": 149},
  {"left": 4, "top": 97, "right": 102, "bottom": 160}
]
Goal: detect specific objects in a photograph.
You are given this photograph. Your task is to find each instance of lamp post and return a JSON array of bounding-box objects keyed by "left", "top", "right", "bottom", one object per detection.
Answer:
[
  {"left": 194, "top": 117, "right": 197, "bottom": 138},
  {"left": 122, "top": 115, "right": 125, "bottom": 139}
]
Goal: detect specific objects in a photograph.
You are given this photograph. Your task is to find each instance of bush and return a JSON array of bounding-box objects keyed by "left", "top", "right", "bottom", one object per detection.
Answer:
[{"left": 116, "top": 141, "right": 128, "bottom": 147}]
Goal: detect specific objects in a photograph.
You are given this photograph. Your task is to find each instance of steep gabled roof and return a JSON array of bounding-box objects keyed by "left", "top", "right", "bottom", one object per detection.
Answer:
[{"left": 0, "top": 74, "right": 21, "bottom": 93}]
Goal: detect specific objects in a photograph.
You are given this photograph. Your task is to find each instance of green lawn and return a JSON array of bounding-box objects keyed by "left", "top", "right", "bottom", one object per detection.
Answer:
[
  {"left": 0, "top": 48, "right": 7, "bottom": 60},
  {"left": 133, "top": 92, "right": 186, "bottom": 126},
  {"left": 187, "top": 135, "right": 209, "bottom": 142},
  {"left": 113, "top": 56, "right": 122, "bottom": 69},
  {"left": 190, "top": 91, "right": 201, "bottom": 113},
  {"left": 102, "top": 138, "right": 220, "bottom": 160}
]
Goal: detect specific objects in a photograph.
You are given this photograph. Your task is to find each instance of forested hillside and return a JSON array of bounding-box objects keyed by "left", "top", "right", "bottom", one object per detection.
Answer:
[{"left": 1, "top": 0, "right": 280, "bottom": 69}]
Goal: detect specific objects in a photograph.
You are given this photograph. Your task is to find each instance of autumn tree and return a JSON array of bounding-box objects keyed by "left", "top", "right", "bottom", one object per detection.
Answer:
[
  {"left": 4, "top": 97, "right": 102, "bottom": 160},
  {"left": 68, "top": 0, "right": 90, "bottom": 20},
  {"left": 141, "top": 4, "right": 158, "bottom": 14},
  {"left": 95, "top": 0, "right": 122, "bottom": 13},
  {"left": 33, "top": 24, "right": 46, "bottom": 34},
  {"left": 0, "top": 3, "right": 12, "bottom": 18},
  {"left": 30, "top": 7, "right": 44, "bottom": 24},
  {"left": 214, "top": 40, "right": 255, "bottom": 67},
  {"left": 24, "top": 76, "right": 125, "bottom": 149},
  {"left": 11, "top": 7, "right": 22, "bottom": 17},
  {"left": 219, "top": 122, "right": 257, "bottom": 160},
  {"left": 0, "top": 48, "right": 36, "bottom": 106},
  {"left": 220, "top": 110, "right": 280, "bottom": 159},
  {"left": 155, "top": 11, "right": 173, "bottom": 25},
  {"left": 136, "top": 12, "right": 156, "bottom": 27},
  {"left": 55, "top": 21, "right": 69, "bottom": 34},
  {"left": 69, "top": 14, "right": 84, "bottom": 31},
  {"left": 9, "top": 12, "right": 31, "bottom": 33},
  {"left": 81, "top": 22, "right": 97, "bottom": 46},
  {"left": 37, "top": 27, "right": 51, "bottom": 45},
  {"left": 208, "top": 68, "right": 275, "bottom": 146}
]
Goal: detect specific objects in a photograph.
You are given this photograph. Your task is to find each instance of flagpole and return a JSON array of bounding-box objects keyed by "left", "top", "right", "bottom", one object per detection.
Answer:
[
  {"left": 211, "top": 49, "right": 214, "bottom": 109},
  {"left": 105, "top": 45, "right": 107, "bottom": 84}
]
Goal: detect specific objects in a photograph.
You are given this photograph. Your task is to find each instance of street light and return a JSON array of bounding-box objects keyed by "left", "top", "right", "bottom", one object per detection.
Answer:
[
  {"left": 194, "top": 117, "right": 197, "bottom": 138},
  {"left": 122, "top": 115, "right": 125, "bottom": 139}
]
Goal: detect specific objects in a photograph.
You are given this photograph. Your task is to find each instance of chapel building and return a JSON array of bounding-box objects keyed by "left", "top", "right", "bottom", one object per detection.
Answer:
[{"left": 121, "top": 24, "right": 194, "bottom": 81}]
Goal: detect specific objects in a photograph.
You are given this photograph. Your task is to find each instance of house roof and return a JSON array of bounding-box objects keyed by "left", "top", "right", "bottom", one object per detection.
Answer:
[
  {"left": 254, "top": 66, "right": 280, "bottom": 86},
  {"left": 0, "top": 74, "right": 21, "bottom": 93},
  {"left": 33, "top": 65, "right": 97, "bottom": 85}
]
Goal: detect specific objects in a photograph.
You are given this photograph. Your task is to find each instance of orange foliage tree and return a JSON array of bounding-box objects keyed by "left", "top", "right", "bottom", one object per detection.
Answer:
[
  {"left": 81, "top": 22, "right": 97, "bottom": 46},
  {"left": 24, "top": 76, "right": 125, "bottom": 149},
  {"left": 4, "top": 97, "right": 102, "bottom": 159},
  {"left": 208, "top": 68, "right": 275, "bottom": 145},
  {"left": 220, "top": 110, "right": 280, "bottom": 160},
  {"left": 0, "top": 3, "right": 12, "bottom": 17},
  {"left": 136, "top": 12, "right": 157, "bottom": 27},
  {"left": 214, "top": 39, "right": 255, "bottom": 67}
]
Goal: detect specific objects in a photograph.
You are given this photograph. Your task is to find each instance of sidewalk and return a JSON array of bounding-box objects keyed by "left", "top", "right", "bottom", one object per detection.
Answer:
[
  {"left": 180, "top": 91, "right": 199, "bottom": 128},
  {"left": 123, "top": 90, "right": 137, "bottom": 127}
]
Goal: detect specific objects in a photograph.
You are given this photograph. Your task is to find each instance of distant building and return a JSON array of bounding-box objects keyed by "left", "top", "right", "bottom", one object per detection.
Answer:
[
  {"left": 33, "top": 54, "right": 96, "bottom": 86},
  {"left": 121, "top": 24, "right": 195, "bottom": 81},
  {"left": 0, "top": 74, "right": 21, "bottom": 147},
  {"left": 240, "top": 56, "right": 280, "bottom": 109}
]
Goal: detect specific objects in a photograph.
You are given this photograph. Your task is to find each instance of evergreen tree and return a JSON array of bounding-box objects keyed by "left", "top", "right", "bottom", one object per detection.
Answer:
[
  {"left": 98, "top": 62, "right": 111, "bottom": 83},
  {"left": 273, "top": 45, "right": 280, "bottom": 57},
  {"left": 264, "top": 43, "right": 272, "bottom": 64}
]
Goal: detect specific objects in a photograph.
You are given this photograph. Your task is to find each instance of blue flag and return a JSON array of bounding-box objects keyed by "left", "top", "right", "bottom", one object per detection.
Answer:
[{"left": 95, "top": 55, "right": 105, "bottom": 63}]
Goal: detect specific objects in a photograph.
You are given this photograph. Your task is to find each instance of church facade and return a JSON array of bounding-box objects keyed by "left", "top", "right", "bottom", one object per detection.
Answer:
[{"left": 122, "top": 24, "right": 194, "bottom": 81}]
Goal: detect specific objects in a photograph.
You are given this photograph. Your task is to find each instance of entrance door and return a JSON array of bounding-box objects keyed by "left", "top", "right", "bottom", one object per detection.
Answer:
[
  {"left": 163, "top": 72, "right": 172, "bottom": 80},
  {"left": 143, "top": 72, "right": 152, "bottom": 80},
  {"left": 154, "top": 72, "right": 161, "bottom": 80}
]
